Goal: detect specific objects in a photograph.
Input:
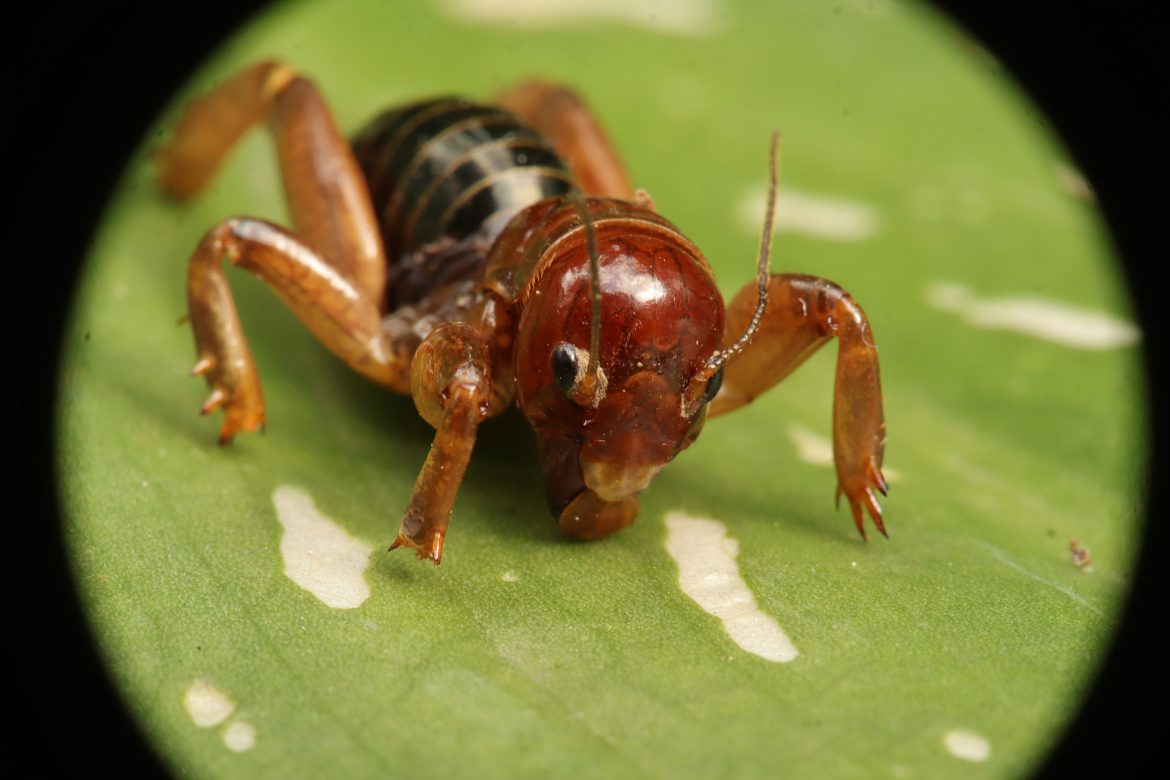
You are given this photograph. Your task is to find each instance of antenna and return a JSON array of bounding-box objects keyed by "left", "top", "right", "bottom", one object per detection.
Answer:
[
  {"left": 708, "top": 131, "right": 781, "bottom": 373},
  {"left": 679, "top": 132, "right": 781, "bottom": 419},
  {"left": 567, "top": 191, "right": 606, "bottom": 407}
]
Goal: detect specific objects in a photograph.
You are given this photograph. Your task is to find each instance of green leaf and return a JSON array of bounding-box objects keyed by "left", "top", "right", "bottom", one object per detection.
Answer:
[{"left": 59, "top": 1, "right": 1144, "bottom": 777}]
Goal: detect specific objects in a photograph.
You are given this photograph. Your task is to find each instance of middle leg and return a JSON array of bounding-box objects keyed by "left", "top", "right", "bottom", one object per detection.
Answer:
[{"left": 186, "top": 218, "right": 414, "bottom": 442}]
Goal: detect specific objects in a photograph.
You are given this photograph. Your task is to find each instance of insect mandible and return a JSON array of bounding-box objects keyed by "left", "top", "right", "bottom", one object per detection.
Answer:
[{"left": 157, "top": 61, "right": 888, "bottom": 564}]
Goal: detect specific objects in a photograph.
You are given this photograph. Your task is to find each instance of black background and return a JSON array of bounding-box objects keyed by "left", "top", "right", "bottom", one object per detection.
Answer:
[{"left": 5, "top": 1, "right": 1162, "bottom": 775}]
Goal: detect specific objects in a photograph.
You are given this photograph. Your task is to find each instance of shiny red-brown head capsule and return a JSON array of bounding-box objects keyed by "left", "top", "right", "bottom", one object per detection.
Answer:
[{"left": 511, "top": 198, "right": 725, "bottom": 539}]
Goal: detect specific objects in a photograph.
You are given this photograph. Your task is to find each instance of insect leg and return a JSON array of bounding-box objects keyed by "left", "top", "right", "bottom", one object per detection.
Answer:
[
  {"left": 158, "top": 60, "right": 387, "bottom": 305},
  {"left": 391, "top": 323, "right": 493, "bottom": 565},
  {"left": 186, "top": 218, "right": 411, "bottom": 443},
  {"left": 708, "top": 273, "right": 887, "bottom": 539},
  {"left": 156, "top": 60, "right": 281, "bottom": 199},
  {"left": 496, "top": 81, "right": 633, "bottom": 199}
]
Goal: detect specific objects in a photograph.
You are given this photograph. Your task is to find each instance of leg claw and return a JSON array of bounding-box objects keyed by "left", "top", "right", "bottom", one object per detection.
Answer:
[
  {"left": 868, "top": 459, "right": 889, "bottom": 497},
  {"left": 839, "top": 459, "right": 889, "bottom": 541},
  {"left": 388, "top": 530, "right": 445, "bottom": 565}
]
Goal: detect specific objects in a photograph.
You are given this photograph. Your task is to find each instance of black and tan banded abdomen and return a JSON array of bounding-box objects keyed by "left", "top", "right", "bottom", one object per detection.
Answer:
[{"left": 352, "top": 98, "right": 576, "bottom": 264}]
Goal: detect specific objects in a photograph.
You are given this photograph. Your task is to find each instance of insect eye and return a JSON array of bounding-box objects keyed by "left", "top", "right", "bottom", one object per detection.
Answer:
[
  {"left": 702, "top": 368, "right": 724, "bottom": 404},
  {"left": 550, "top": 343, "right": 579, "bottom": 393}
]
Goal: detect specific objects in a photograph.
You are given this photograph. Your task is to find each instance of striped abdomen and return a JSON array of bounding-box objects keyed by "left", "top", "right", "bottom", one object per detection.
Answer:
[{"left": 352, "top": 98, "right": 576, "bottom": 266}]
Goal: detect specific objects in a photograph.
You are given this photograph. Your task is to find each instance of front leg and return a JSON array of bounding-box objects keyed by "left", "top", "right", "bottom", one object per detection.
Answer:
[
  {"left": 709, "top": 274, "right": 888, "bottom": 539},
  {"left": 390, "top": 323, "right": 493, "bottom": 565}
]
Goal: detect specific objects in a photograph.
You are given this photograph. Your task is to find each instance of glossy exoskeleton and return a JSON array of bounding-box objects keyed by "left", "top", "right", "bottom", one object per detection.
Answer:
[{"left": 157, "top": 61, "right": 888, "bottom": 564}]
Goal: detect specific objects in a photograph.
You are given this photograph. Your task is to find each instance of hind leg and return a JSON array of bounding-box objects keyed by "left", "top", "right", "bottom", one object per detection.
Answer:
[
  {"left": 159, "top": 60, "right": 387, "bottom": 300},
  {"left": 158, "top": 62, "right": 404, "bottom": 442},
  {"left": 496, "top": 80, "right": 633, "bottom": 199}
]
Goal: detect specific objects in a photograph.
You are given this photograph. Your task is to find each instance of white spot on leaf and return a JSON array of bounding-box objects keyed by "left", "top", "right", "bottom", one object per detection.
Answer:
[
  {"left": 272, "top": 485, "right": 374, "bottom": 609},
  {"left": 787, "top": 424, "right": 834, "bottom": 467},
  {"left": 943, "top": 729, "right": 992, "bottom": 762},
  {"left": 739, "top": 186, "right": 879, "bottom": 242},
  {"left": 223, "top": 720, "right": 257, "bottom": 753},
  {"left": 183, "top": 680, "right": 258, "bottom": 753},
  {"left": 441, "top": 0, "right": 718, "bottom": 36},
  {"left": 664, "top": 512, "right": 798, "bottom": 663},
  {"left": 183, "top": 680, "right": 235, "bottom": 728},
  {"left": 927, "top": 281, "right": 1140, "bottom": 350}
]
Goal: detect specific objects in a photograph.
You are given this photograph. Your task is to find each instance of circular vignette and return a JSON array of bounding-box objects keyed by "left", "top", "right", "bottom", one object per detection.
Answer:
[
  {"left": 8, "top": 3, "right": 269, "bottom": 774},
  {"left": 7, "top": 1, "right": 1161, "bottom": 775},
  {"left": 927, "top": 2, "right": 1162, "bottom": 775}
]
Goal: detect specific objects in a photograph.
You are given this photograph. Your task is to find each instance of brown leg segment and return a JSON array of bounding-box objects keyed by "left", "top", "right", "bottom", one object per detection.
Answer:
[
  {"left": 156, "top": 60, "right": 285, "bottom": 200},
  {"left": 496, "top": 80, "right": 633, "bottom": 199},
  {"left": 158, "top": 61, "right": 387, "bottom": 306},
  {"left": 166, "top": 61, "right": 504, "bottom": 562},
  {"left": 187, "top": 218, "right": 413, "bottom": 443},
  {"left": 709, "top": 274, "right": 888, "bottom": 539},
  {"left": 161, "top": 61, "right": 401, "bottom": 441},
  {"left": 391, "top": 323, "right": 494, "bottom": 565}
]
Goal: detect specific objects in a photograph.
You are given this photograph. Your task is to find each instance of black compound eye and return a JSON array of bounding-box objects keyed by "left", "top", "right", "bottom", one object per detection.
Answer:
[
  {"left": 550, "top": 343, "right": 579, "bottom": 393},
  {"left": 702, "top": 367, "right": 724, "bottom": 404}
]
